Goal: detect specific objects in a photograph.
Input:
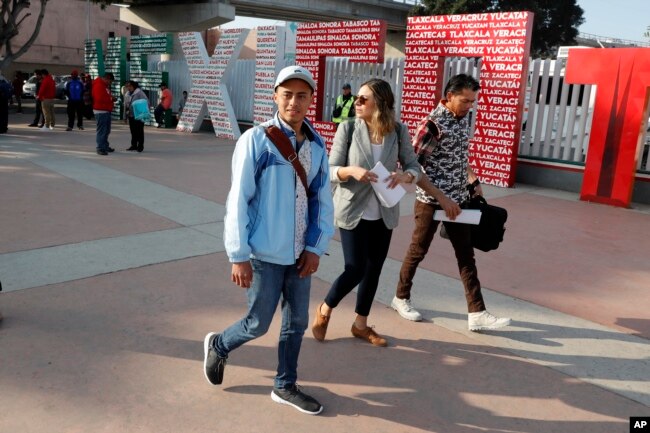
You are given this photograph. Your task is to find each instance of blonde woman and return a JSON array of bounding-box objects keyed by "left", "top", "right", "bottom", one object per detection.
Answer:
[{"left": 312, "top": 78, "right": 420, "bottom": 347}]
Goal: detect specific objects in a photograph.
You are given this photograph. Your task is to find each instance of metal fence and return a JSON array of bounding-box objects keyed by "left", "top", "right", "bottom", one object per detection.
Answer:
[{"left": 159, "top": 55, "right": 650, "bottom": 174}]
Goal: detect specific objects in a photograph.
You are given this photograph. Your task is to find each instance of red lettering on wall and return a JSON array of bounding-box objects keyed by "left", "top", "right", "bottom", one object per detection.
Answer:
[
  {"left": 402, "top": 12, "right": 533, "bottom": 187},
  {"left": 296, "top": 20, "right": 387, "bottom": 149}
]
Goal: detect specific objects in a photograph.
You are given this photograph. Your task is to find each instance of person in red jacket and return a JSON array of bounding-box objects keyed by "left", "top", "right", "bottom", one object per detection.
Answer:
[
  {"left": 38, "top": 69, "right": 56, "bottom": 130},
  {"left": 92, "top": 72, "right": 116, "bottom": 155},
  {"left": 154, "top": 82, "right": 173, "bottom": 128}
]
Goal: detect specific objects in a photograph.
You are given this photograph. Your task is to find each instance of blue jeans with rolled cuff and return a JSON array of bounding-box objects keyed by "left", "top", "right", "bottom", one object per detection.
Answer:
[{"left": 214, "top": 259, "right": 311, "bottom": 389}]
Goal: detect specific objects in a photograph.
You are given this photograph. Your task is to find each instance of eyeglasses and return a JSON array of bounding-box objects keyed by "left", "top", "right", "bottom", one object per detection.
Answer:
[{"left": 355, "top": 95, "right": 369, "bottom": 106}]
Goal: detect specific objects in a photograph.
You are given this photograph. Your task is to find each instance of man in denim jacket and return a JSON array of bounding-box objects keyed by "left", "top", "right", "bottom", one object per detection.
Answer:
[{"left": 203, "top": 66, "right": 334, "bottom": 415}]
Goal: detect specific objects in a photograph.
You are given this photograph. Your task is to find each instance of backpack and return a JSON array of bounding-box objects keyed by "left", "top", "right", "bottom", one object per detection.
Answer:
[{"left": 67, "top": 79, "right": 84, "bottom": 101}]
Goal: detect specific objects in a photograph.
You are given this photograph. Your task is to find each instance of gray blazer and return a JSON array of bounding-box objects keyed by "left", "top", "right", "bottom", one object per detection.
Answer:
[{"left": 329, "top": 118, "right": 421, "bottom": 230}]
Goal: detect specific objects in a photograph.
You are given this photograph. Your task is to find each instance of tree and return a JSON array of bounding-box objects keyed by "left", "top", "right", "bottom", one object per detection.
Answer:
[
  {"left": 0, "top": 0, "right": 49, "bottom": 71},
  {"left": 411, "top": 0, "right": 585, "bottom": 57}
]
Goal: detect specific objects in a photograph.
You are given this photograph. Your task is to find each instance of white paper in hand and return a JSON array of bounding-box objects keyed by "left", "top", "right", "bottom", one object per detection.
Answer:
[
  {"left": 369, "top": 161, "right": 406, "bottom": 208},
  {"left": 433, "top": 209, "right": 482, "bottom": 225}
]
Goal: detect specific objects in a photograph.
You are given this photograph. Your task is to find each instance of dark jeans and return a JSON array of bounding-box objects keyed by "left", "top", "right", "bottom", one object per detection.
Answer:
[
  {"left": 67, "top": 100, "right": 84, "bottom": 128},
  {"left": 0, "top": 97, "right": 8, "bottom": 132},
  {"left": 128, "top": 117, "right": 145, "bottom": 149},
  {"left": 215, "top": 259, "right": 311, "bottom": 389},
  {"left": 154, "top": 104, "right": 165, "bottom": 126},
  {"left": 324, "top": 219, "right": 393, "bottom": 317},
  {"left": 33, "top": 99, "right": 43, "bottom": 125},
  {"left": 397, "top": 200, "right": 485, "bottom": 313},
  {"left": 95, "top": 112, "right": 111, "bottom": 151}
]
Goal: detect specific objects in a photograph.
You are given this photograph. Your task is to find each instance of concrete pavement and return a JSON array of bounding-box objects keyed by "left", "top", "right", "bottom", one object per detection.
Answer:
[{"left": 0, "top": 111, "right": 648, "bottom": 432}]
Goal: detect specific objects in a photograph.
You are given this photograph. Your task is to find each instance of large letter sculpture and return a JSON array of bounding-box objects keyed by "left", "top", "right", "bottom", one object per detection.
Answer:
[
  {"left": 84, "top": 39, "right": 104, "bottom": 79},
  {"left": 253, "top": 26, "right": 286, "bottom": 125},
  {"left": 177, "top": 29, "right": 249, "bottom": 139},
  {"left": 105, "top": 37, "right": 127, "bottom": 119},
  {"left": 129, "top": 34, "right": 173, "bottom": 120},
  {"left": 565, "top": 48, "right": 650, "bottom": 207},
  {"left": 84, "top": 37, "right": 127, "bottom": 119},
  {"left": 403, "top": 12, "right": 533, "bottom": 187},
  {"left": 295, "top": 20, "right": 387, "bottom": 148}
]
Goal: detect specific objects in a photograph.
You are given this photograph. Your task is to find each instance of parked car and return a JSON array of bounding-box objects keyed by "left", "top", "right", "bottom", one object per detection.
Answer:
[
  {"left": 22, "top": 75, "right": 69, "bottom": 99},
  {"left": 22, "top": 75, "right": 37, "bottom": 98},
  {"left": 55, "top": 75, "right": 71, "bottom": 100}
]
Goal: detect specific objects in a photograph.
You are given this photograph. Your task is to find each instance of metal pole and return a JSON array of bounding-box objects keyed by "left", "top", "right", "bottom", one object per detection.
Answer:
[{"left": 86, "top": 0, "right": 90, "bottom": 40}]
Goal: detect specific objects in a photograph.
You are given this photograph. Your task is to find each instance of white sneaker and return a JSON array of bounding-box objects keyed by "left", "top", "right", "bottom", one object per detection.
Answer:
[
  {"left": 468, "top": 310, "right": 511, "bottom": 331},
  {"left": 48, "top": 126, "right": 54, "bottom": 130},
  {"left": 391, "top": 296, "right": 423, "bottom": 322}
]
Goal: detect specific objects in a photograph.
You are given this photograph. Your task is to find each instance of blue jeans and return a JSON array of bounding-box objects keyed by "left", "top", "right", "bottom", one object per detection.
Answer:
[
  {"left": 95, "top": 112, "right": 111, "bottom": 151},
  {"left": 215, "top": 259, "right": 311, "bottom": 389}
]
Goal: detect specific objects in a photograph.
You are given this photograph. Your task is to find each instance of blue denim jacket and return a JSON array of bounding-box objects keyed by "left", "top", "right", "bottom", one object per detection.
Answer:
[{"left": 224, "top": 113, "right": 335, "bottom": 265}]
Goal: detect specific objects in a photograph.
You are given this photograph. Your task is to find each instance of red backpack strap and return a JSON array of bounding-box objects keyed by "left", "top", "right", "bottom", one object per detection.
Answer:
[{"left": 264, "top": 125, "right": 309, "bottom": 192}]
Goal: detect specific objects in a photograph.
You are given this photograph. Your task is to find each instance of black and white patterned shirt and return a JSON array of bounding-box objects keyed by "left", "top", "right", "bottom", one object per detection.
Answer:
[{"left": 415, "top": 102, "right": 470, "bottom": 206}]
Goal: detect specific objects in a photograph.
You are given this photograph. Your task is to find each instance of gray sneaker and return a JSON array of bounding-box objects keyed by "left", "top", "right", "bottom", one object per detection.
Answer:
[
  {"left": 468, "top": 311, "right": 511, "bottom": 331},
  {"left": 203, "top": 332, "right": 227, "bottom": 385},
  {"left": 271, "top": 385, "right": 323, "bottom": 415},
  {"left": 391, "top": 296, "right": 423, "bottom": 322}
]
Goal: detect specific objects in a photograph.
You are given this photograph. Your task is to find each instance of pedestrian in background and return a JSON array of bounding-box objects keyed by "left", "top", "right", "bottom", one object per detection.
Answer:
[
  {"left": 65, "top": 70, "right": 85, "bottom": 131},
  {"left": 12, "top": 71, "right": 23, "bottom": 113},
  {"left": 92, "top": 72, "right": 116, "bottom": 155},
  {"left": 331, "top": 83, "right": 356, "bottom": 124},
  {"left": 154, "top": 82, "right": 172, "bottom": 128},
  {"left": 82, "top": 73, "right": 94, "bottom": 120},
  {"left": 28, "top": 70, "right": 44, "bottom": 127},
  {"left": 0, "top": 74, "right": 11, "bottom": 134},
  {"left": 38, "top": 69, "right": 56, "bottom": 130},
  {"left": 124, "top": 80, "right": 148, "bottom": 152}
]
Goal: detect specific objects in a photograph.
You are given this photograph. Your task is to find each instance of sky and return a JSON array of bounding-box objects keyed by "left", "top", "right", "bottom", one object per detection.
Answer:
[
  {"left": 576, "top": 0, "right": 649, "bottom": 42},
  {"left": 222, "top": 0, "right": 650, "bottom": 44}
]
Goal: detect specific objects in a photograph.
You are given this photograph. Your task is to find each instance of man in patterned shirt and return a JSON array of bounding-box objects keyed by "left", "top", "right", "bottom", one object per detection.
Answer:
[{"left": 391, "top": 74, "right": 511, "bottom": 331}]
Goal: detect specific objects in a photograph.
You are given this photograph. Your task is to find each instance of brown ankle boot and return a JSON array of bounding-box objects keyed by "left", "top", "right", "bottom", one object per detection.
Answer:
[
  {"left": 351, "top": 325, "right": 387, "bottom": 347},
  {"left": 311, "top": 303, "right": 330, "bottom": 341}
]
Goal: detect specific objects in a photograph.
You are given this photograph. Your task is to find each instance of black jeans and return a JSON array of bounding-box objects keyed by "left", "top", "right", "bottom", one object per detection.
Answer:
[
  {"left": 154, "top": 104, "right": 165, "bottom": 126},
  {"left": 0, "top": 97, "right": 8, "bottom": 132},
  {"left": 397, "top": 200, "right": 486, "bottom": 313},
  {"left": 128, "top": 117, "right": 145, "bottom": 150},
  {"left": 33, "top": 99, "right": 43, "bottom": 125},
  {"left": 67, "top": 100, "right": 84, "bottom": 128},
  {"left": 325, "top": 219, "right": 393, "bottom": 317}
]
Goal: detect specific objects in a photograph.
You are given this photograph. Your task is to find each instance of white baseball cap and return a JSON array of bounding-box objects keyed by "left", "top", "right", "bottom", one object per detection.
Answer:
[{"left": 274, "top": 66, "right": 316, "bottom": 92}]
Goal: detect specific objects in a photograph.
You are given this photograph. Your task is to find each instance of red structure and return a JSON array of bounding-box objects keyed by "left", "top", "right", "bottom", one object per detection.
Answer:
[
  {"left": 565, "top": 48, "right": 650, "bottom": 208},
  {"left": 296, "top": 20, "right": 387, "bottom": 147},
  {"left": 402, "top": 12, "right": 534, "bottom": 187}
]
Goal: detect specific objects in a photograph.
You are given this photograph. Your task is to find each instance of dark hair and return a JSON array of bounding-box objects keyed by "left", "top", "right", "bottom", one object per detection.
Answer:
[
  {"left": 127, "top": 80, "right": 139, "bottom": 89},
  {"left": 41, "top": 69, "right": 49, "bottom": 75},
  {"left": 360, "top": 78, "right": 396, "bottom": 136},
  {"left": 104, "top": 72, "right": 115, "bottom": 80},
  {"left": 444, "top": 74, "right": 481, "bottom": 96}
]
